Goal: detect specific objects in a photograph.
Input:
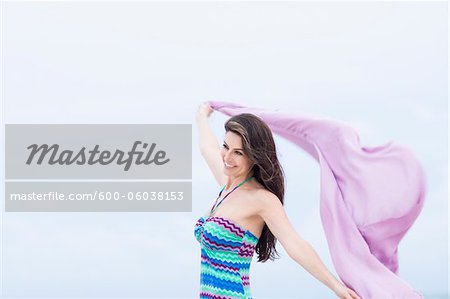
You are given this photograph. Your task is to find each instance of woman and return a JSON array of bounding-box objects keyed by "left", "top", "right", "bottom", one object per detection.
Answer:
[{"left": 194, "top": 103, "right": 360, "bottom": 299}]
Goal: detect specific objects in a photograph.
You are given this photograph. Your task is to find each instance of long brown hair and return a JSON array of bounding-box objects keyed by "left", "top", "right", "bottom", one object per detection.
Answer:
[{"left": 224, "top": 113, "right": 285, "bottom": 262}]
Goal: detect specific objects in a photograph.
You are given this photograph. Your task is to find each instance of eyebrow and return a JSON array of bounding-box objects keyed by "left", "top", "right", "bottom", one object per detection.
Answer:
[{"left": 223, "top": 141, "right": 244, "bottom": 151}]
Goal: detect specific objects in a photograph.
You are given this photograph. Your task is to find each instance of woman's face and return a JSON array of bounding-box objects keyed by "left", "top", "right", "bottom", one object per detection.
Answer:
[{"left": 220, "top": 131, "right": 253, "bottom": 177}]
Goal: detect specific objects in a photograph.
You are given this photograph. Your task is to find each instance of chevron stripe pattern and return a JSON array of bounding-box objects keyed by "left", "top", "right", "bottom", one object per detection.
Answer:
[{"left": 194, "top": 216, "right": 259, "bottom": 299}]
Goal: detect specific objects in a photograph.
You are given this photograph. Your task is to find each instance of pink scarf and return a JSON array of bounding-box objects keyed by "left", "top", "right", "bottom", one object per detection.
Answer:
[{"left": 208, "top": 101, "right": 425, "bottom": 299}]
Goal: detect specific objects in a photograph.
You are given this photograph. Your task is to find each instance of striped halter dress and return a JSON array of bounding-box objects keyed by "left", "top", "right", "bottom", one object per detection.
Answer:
[{"left": 194, "top": 177, "right": 259, "bottom": 299}]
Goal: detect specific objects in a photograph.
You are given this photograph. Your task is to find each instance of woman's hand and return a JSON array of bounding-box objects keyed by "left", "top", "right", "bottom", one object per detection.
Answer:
[
  {"left": 333, "top": 283, "right": 361, "bottom": 299},
  {"left": 196, "top": 102, "right": 214, "bottom": 122}
]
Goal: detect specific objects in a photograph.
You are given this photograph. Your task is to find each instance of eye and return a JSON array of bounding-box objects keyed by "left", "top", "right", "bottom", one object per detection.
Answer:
[
  {"left": 222, "top": 143, "right": 228, "bottom": 149},
  {"left": 235, "top": 151, "right": 243, "bottom": 155}
]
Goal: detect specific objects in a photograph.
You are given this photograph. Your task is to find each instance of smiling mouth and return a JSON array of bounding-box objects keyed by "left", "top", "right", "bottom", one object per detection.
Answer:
[{"left": 224, "top": 162, "right": 236, "bottom": 168}]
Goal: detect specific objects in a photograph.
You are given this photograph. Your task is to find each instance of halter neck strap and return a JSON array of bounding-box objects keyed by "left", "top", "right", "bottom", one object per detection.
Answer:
[{"left": 209, "top": 176, "right": 253, "bottom": 217}]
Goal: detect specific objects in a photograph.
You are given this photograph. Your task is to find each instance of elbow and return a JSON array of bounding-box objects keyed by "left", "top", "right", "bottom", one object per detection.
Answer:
[{"left": 285, "top": 236, "right": 309, "bottom": 263}]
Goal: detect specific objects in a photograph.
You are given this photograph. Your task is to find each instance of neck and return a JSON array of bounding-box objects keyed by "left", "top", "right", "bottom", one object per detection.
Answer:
[{"left": 225, "top": 172, "right": 253, "bottom": 191}]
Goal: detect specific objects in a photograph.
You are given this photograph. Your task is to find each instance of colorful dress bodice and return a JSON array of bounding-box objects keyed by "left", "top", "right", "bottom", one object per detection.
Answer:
[{"left": 194, "top": 215, "right": 259, "bottom": 299}]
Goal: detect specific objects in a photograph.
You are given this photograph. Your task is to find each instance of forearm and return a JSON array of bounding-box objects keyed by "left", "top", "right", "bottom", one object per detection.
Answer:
[
  {"left": 196, "top": 115, "right": 220, "bottom": 151},
  {"left": 287, "top": 236, "right": 341, "bottom": 293}
]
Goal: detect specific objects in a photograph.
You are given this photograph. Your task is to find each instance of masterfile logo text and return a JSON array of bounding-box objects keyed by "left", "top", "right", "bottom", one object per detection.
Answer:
[{"left": 26, "top": 141, "right": 170, "bottom": 171}]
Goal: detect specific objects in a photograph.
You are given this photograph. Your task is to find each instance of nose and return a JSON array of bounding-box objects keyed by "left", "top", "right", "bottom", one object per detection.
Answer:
[{"left": 223, "top": 150, "right": 232, "bottom": 162}]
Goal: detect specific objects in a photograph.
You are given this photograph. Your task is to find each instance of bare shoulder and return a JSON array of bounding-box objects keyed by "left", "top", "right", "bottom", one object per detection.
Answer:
[
  {"left": 256, "top": 189, "right": 282, "bottom": 209},
  {"left": 242, "top": 187, "right": 281, "bottom": 215}
]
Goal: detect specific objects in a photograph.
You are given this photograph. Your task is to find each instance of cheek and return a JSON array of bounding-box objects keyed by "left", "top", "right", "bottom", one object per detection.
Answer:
[
  {"left": 237, "top": 156, "right": 251, "bottom": 167},
  {"left": 244, "top": 157, "right": 254, "bottom": 168}
]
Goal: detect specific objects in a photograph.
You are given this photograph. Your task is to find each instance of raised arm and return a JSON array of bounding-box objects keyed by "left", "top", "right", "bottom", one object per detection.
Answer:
[
  {"left": 257, "top": 191, "right": 361, "bottom": 299},
  {"left": 196, "top": 103, "right": 227, "bottom": 187}
]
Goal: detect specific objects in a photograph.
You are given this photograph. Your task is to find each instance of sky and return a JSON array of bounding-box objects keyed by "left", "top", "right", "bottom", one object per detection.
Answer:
[{"left": 1, "top": 1, "right": 448, "bottom": 298}]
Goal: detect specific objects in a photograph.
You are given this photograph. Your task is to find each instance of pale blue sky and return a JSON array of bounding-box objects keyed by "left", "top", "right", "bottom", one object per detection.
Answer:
[{"left": 1, "top": 1, "right": 447, "bottom": 298}]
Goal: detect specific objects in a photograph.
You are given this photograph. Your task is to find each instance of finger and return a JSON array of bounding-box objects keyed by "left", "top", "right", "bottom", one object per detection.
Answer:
[{"left": 350, "top": 290, "right": 360, "bottom": 299}]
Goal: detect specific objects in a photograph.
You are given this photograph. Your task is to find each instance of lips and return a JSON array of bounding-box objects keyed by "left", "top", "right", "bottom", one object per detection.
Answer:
[{"left": 224, "top": 162, "right": 236, "bottom": 168}]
